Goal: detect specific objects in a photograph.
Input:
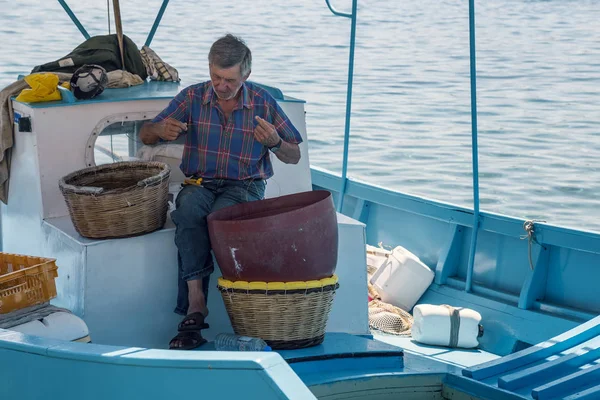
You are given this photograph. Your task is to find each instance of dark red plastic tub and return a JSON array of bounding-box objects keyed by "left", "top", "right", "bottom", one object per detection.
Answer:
[{"left": 207, "top": 190, "right": 338, "bottom": 282}]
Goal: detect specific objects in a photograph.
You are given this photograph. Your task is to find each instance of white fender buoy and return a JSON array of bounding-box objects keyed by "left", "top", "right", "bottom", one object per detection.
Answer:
[{"left": 412, "top": 304, "right": 483, "bottom": 348}]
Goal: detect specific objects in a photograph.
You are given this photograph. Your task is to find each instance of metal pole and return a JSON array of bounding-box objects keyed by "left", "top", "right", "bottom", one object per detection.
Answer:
[
  {"left": 57, "top": 0, "right": 91, "bottom": 40},
  {"left": 324, "top": 0, "right": 358, "bottom": 212},
  {"left": 145, "top": 0, "right": 171, "bottom": 47},
  {"left": 465, "top": 0, "right": 480, "bottom": 293}
]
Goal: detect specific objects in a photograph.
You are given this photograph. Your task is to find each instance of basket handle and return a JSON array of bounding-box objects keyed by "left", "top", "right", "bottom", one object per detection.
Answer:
[
  {"left": 137, "top": 164, "right": 171, "bottom": 187},
  {"left": 59, "top": 182, "right": 104, "bottom": 195}
]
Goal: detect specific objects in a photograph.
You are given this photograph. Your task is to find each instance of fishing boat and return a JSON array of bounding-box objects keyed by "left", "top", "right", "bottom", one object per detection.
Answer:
[{"left": 1, "top": 1, "right": 600, "bottom": 399}]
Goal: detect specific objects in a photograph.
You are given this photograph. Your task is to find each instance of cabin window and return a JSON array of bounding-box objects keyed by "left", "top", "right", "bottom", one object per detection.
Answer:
[
  {"left": 93, "top": 119, "right": 150, "bottom": 165},
  {"left": 86, "top": 112, "right": 186, "bottom": 167}
]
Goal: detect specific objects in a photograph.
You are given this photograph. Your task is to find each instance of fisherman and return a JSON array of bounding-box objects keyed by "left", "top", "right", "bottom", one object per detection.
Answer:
[{"left": 140, "top": 34, "right": 303, "bottom": 350}]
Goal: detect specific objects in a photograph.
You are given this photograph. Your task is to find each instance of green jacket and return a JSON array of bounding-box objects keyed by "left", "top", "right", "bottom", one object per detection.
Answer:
[{"left": 31, "top": 34, "right": 148, "bottom": 80}]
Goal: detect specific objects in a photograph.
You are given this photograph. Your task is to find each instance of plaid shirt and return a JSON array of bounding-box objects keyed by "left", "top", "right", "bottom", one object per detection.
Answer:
[{"left": 152, "top": 81, "right": 303, "bottom": 180}]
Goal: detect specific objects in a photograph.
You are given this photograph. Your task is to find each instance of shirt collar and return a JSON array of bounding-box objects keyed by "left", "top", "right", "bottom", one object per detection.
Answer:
[{"left": 203, "top": 83, "right": 253, "bottom": 109}]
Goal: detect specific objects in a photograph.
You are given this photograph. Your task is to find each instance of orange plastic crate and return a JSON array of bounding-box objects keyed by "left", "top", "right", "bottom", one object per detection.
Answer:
[{"left": 0, "top": 252, "right": 58, "bottom": 314}]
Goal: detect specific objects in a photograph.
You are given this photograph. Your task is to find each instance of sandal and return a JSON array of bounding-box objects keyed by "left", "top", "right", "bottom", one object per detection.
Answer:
[
  {"left": 178, "top": 312, "right": 209, "bottom": 332},
  {"left": 169, "top": 331, "right": 207, "bottom": 350}
]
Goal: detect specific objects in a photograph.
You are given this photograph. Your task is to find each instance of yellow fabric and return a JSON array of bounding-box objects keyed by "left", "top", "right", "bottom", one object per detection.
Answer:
[
  {"left": 218, "top": 275, "right": 338, "bottom": 291},
  {"left": 15, "top": 74, "right": 67, "bottom": 103}
]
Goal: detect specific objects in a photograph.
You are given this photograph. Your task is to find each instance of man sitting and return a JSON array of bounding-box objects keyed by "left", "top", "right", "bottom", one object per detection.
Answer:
[{"left": 140, "top": 34, "right": 303, "bottom": 350}]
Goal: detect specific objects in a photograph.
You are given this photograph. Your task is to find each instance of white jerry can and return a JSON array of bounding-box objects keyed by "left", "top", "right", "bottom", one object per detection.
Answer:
[{"left": 370, "top": 246, "right": 434, "bottom": 311}]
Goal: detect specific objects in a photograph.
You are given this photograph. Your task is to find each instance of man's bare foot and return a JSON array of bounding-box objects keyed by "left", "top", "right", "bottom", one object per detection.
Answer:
[{"left": 186, "top": 278, "right": 209, "bottom": 322}]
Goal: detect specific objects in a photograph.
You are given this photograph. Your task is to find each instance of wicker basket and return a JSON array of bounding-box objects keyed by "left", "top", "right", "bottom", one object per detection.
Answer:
[
  {"left": 59, "top": 161, "right": 170, "bottom": 239},
  {"left": 218, "top": 276, "right": 339, "bottom": 350},
  {"left": 0, "top": 252, "right": 58, "bottom": 314}
]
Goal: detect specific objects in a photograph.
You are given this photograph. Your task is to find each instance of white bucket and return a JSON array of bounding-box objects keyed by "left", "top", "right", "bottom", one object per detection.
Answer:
[
  {"left": 412, "top": 304, "right": 483, "bottom": 348},
  {"left": 369, "top": 246, "right": 434, "bottom": 311}
]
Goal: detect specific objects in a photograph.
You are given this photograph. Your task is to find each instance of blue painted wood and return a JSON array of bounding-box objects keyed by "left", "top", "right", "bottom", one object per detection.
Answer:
[
  {"left": 330, "top": 0, "right": 358, "bottom": 212},
  {"left": 531, "top": 302, "right": 597, "bottom": 323},
  {"left": 518, "top": 244, "right": 550, "bottom": 309},
  {"left": 544, "top": 248, "right": 600, "bottom": 315},
  {"left": 282, "top": 333, "right": 402, "bottom": 357},
  {"left": 325, "top": 0, "right": 353, "bottom": 18},
  {"left": 343, "top": 177, "right": 475, "bottom": 227},
  {"left": 311, "top": 169, "right": 600, "bottom": 255},
  {"left": 16, "top": 80, "right": 302, "bottom": 109},
  {"left": 463, "top": 315, "right": 600, "bottom": 380},
  {"left": 421, "top": 282, "right": 592, "bottom": 356},
  {"left": 446, "top": 277, "right": 521, "bottom": 306},
  {"left": 532, "top": 363, "right": 600, "bottom": 400},
  {"left": 498, "top": 345, "right": 600, "bottom": 391},
  {"left": 444, "top": 373, "right": 526, "bottom": 400},
  {"left": 145, "top": 0, "right": 170, "bottom": 47},
  {"left": 57, "top": 0, "right": 90, "bottom": 40},
  {"left": 463, "top": 229, "right": 532, "bottom": 296},
  {"left": 352, "top": 199, "right": 370, "bottom": 223},
  {"left": 465, "top": 0, "right": 481, "bottom": 295},
  {"left": 435, "top": 224, "right": 463, "bottom": 285},
  {"left": 498, "top": 353, "right": 580, "bottom": 390},
  {"left": 57, "top": 85, "right": 76, "bottom": 103},
  {"left": 563, "top": 383, "right": 600, "bottom": 400},
  {"left": 0, "top": 329, "right": 315, "bottom": 399}
]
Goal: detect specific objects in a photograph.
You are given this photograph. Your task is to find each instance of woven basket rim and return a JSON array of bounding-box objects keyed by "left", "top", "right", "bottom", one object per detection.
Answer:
[
  {"left": 59, "top": 161, "right": 170, "bottom": 196},
  {"left": 217, "top": 275, "right": 338, "bottom": 291},
  {"left": 218, "top": 283, "right": 339, "bottom": 295}
]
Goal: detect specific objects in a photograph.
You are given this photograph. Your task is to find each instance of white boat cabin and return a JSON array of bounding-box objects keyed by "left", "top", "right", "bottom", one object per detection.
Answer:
[{"left": 1, "top": 80, "right": 369, "bottom": 347}]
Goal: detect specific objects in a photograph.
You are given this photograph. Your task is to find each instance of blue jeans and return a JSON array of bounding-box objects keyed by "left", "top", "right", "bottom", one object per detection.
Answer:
[{"left": 170, "top": 178, "right": 266, "bottom": 315}]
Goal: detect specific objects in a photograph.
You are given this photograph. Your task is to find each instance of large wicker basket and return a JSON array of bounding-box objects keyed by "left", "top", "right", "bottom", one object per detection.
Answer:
[
  {"left": 59, "top": 161, "right": 170, "bottom": 239},
  {"left": 217, "top": 276, "right": 339, "bottom": 350}
]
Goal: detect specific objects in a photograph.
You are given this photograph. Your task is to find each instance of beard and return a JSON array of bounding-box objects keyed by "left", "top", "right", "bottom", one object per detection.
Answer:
[{"left": 214, "top": 86, "right": 241, "bottom": 101}]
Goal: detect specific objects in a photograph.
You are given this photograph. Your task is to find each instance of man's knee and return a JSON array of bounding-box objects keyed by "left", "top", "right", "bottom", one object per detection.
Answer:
[{"left": 173, "top": 186, "right": 214, "bottom": 222}]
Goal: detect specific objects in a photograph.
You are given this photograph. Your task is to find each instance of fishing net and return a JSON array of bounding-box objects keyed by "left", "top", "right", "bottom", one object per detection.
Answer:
[{"left": 369, "top": 298, "right": 413, "bottom": 336}]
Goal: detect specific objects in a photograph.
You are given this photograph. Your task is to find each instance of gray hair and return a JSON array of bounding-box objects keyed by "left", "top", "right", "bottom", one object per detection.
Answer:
[{"left": 208, "top": 34, "right": 252, "bottom": 78}]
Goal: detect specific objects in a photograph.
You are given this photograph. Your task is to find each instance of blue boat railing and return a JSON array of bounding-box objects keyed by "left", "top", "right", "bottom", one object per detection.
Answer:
[
  {"left": 145, "top": 0, "right": 171, "bottom": 47},
  {"left": 56, "top": 0, "right": 172, "bottom": 49},
  {"left": 325, "top": 0, "right": 482, "bottom": 293},
  {"left": 57, "top": 0, "right": 90, "bottom": 40},
  {"left": 325, "top": 0, "right": 358, "bottom": 213},
  {"left": 465, "top": 0, "right": 481, "bottom": 293}
]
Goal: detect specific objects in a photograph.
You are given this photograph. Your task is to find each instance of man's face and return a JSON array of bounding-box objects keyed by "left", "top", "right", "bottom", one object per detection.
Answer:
[{"left": 209, "top": 63, "right": 248, "bottom": 101}]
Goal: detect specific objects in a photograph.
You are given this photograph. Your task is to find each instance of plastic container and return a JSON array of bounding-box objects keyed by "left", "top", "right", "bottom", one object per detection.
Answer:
[
  {"left": 412, "top": 304, "right": 483, "bottom": 348},
  {"left": 214, "top": 333, "right": 272, "bottom": 352},
  {"left": 369, "top": 246, "right": 434, "bottom": 311},
  {"left": 0, "top": 252, "right": 58, "bottom": 314},
  {"left": 366, "top": 244, "right": 391, "bottom": 276}
]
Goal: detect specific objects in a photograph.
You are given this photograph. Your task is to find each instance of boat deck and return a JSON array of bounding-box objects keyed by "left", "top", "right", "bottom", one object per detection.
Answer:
[{"left": 459, "top": 315, "right": 600, "bottom": 400}]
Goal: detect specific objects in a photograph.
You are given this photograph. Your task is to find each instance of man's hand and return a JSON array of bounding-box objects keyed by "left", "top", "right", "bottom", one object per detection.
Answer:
[
  {"left": 140, "top": 118, "right": 187, "bottom": 145},
  {"left": 254, "top": 116, "right": 280, "bottom": 147},
  {"left": 158, "top": 118, "right": 188, "bottom": 141}
]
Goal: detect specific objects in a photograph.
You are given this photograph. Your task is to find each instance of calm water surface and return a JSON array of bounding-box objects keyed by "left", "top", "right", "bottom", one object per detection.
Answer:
[{"left": 1, "top": 0, "right": 599, "bottom": 231}]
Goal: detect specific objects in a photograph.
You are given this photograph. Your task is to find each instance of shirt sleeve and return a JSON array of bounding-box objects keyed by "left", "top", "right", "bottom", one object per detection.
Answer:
[
  {"left": 267, "top": 99, "right": 303, "bottom": 145},
  {"left": 151, "top": 87, "right": 190, "bottom": 125}
]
